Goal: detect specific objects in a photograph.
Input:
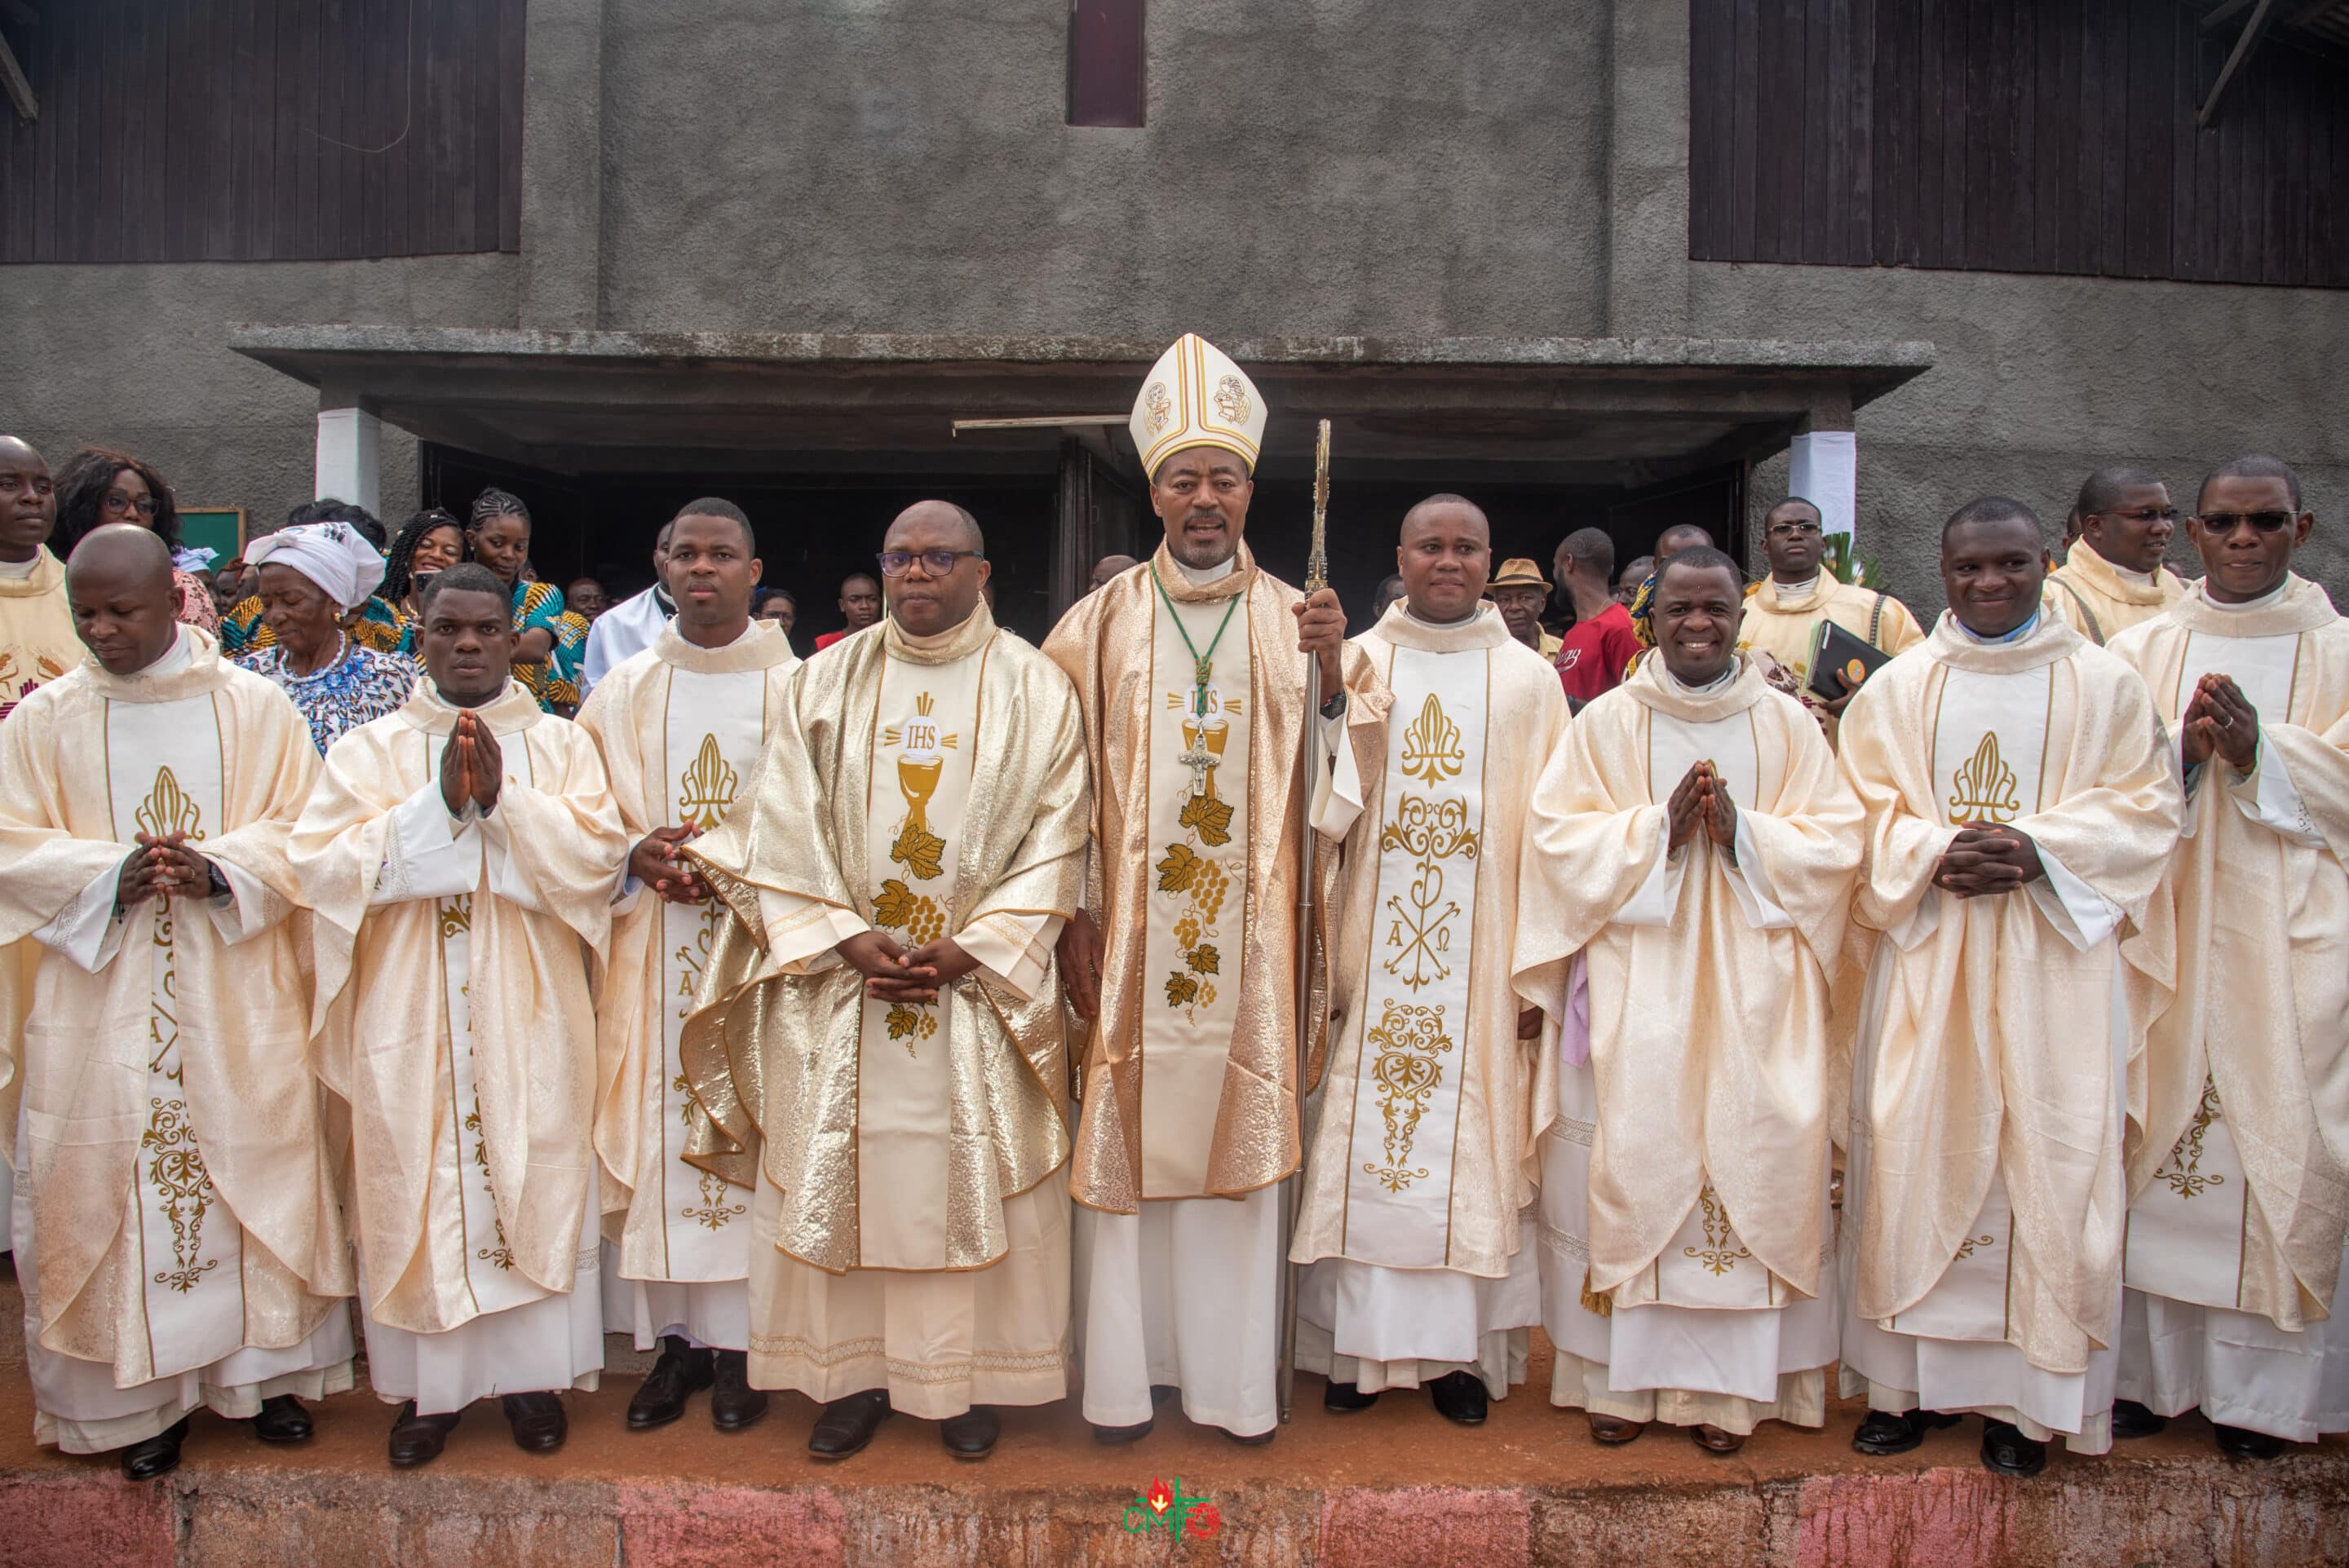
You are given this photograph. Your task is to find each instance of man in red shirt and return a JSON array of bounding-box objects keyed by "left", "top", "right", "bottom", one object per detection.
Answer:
[
  {"left": 812, "top": 571, "right": 882, "bottom": 651},
  {"left": 1551, "top": 528, "right": 1640, "bottom": 707}
]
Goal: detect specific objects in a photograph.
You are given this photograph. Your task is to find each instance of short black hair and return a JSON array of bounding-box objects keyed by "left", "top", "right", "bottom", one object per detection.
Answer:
[
  {"left": 2198, "top": 453, "right": 2303, "bottom": 511},
  {"left": 670, "top": 497, "right": 758, "bottom": 552},
  {"left": 1619, "top": 554, "right": 1656, "bottom": 583},
  {"left": 1656, "top": 545, "right": 1744, "bottom": 596},
  {"left": 1942, "top": 495, "right": 2042, "bottom": 544},
  {"left": 1558, "top": 527, "right": 1616, "bottom": 579},
  {"left": 417, "top": 561, "right": 514, "bottom": 621},
  {"left": 1657, "top": 523, "right": 1715, "bottom": 553},
  {"left": 1767, "top": 495, "right": 1824, "bottom": 524},
  {"left": 288, "top": 497, "right": 386, "bottom": 549},
  {"left": 754, "top": 585, "right": 796, "bottom": 611},
  {"left": 842, "top": 572, "right": 880, "bottom": 593},
  {"left": 2073, "top": 466, "right": 2161, "bottom": 519}
]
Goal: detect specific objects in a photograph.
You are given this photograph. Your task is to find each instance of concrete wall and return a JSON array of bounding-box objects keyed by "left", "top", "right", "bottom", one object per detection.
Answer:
[{"left": 0, "top": 258, "right": 519, "bottom": 537}]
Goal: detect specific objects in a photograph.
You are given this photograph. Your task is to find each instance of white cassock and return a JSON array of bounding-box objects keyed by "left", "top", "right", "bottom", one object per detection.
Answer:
[
  {"left": 580, "top": 584, "right": 674, "bottom": 698},
  {"left": 577, "top": 621, "right": 798, "bottom": 1354}
]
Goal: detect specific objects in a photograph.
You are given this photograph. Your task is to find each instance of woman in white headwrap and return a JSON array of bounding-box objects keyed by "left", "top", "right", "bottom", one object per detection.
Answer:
[{"left": 235, "top": 520, "right": 418, "bottom": 753}]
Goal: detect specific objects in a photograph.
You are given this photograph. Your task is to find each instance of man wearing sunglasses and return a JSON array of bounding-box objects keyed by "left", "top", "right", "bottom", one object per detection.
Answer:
[
  {"left": 2104, "top": 453, "right": 2349, "bottom": 1460},
  {"left": 2045, "top": 466, "right": 2188, "bottom": 646},
  {"left": 1734, "top": 497, "right": 1922, "bottom": 744}
]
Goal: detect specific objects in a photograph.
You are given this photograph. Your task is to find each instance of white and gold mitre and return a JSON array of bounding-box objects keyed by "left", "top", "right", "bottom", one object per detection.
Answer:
[{"left": 1129, "top": 333, "right": 1267, "bottom": 479}]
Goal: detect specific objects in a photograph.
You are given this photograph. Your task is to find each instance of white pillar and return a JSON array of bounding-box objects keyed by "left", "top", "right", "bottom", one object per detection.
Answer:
[
  {"left": 314, "top": 404, "right": 383, "bottom": 518},
  {"left": 1788, "top": 430, "right": 1858, "bottom": 542}
]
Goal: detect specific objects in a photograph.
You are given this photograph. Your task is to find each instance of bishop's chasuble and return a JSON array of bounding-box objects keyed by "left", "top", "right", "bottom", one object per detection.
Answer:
[
  {"left": 1516, "top": 654, "right": 1861, "bottom": 1433},
  {"left": 293, "top": 679, "right": 629, "bottom": 1415},
  {"left": 0, "top": 627, "right": 354, "bottom": 1453},
  {"left": 2108, "top": 576, "right": 2349, "bottom": 1442},
  {"left": 1042, "top": 544, "right": 1382, "bottom": 1437},
  {"left": 1836, "top": 612, "right": 2182, "bottom": 1452},
  {"left": 577, "top": 621, "right": 798, "bottom": 1354},
  {"left": 1735, "top": 574, "right": 1924, "bottom": 744},
  {"left": 2046, "top": 545, "right": 2188, "bottom": 647},
  {"left": 1290, "top": 603, "right": 1564, "bottom": 1398},
  {"left": 679, "top": 603, "right": 1089, "bottom": 1418}
]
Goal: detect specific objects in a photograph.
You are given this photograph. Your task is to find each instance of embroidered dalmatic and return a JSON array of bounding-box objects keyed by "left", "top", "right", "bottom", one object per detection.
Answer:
[
  {"left": 1834, "top": 612, "right": 2183, "bottom": 1451},
  {"left": 2045, "top": 546, "right": 2188, "bottom": 647},
  {"left": 577, "top": 621, "right": 798, "bottom": 1351},
  {"left": 1735, "top": 575, "right": 1924, "bottom": 744},
  {"left": 0, "top": 628, "right": 354, "bottom": 1453},
  {"left": 679, "top": 603, "right": 1089, "bottom": 1418},
  {"left": 1289, "top": 603, "right": 1565, "bottom": 1397},
  {"left": 1041, "top": 543, "right": 1382, "bottom": 1435},
  {"left": 1513, "top": 654, "right": 1861, "bottom": 1433},
  {"left": 292, "top": 678, "right": 629, "bottom": 1414},
  {"left": 2106, "top": 576, "right": 2349, "bottom": 1442}
]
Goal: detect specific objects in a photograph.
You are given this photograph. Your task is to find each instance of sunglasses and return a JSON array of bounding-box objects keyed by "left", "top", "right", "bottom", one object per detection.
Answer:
[
  {"left": 2194, "top": 511, "right": 2296, "bottom": 535},
  {"left": 877, "top": 548, "right": 984, "bottom": 578}
]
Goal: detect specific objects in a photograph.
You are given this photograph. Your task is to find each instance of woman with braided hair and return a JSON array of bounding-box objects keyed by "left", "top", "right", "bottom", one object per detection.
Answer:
[
  {"left": 467, "top": 488, "right": 584, "bottom": 713},
  {"left": 51, "top": 446, "right": 218, "bottom": 631},
  {"left": 363, "top": 507, "right": 470, "bottom": 656}
]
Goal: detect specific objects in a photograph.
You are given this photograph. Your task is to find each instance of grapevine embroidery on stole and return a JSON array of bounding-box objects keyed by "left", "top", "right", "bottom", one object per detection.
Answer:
[
  {"left": 1157, "top": 682, "right": 1241, "bottom": 1018},
  {"left": 1948, "top": 731, "right": 2021, "bottom": 824},
  {"left": 137, "top": 768, "right": 222, "bottom": 1294},
  {"left": 1359, "top": 1000, "right": 1454, "bottom": 1193},
  {"left": 875, "top": 693, "right": 956, "bottom": 1053},
  {"left": 2155, "top": 1077, "right": 2227, "bottom": 1199},
  {"left": 1378, "top": 694, "right": 1480, "bottom": 991}
]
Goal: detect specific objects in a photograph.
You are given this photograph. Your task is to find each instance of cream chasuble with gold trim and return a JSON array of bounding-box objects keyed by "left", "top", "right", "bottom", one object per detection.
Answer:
[
  {"left": 2045, "top": 546, "right": 2188, "bottom": 647},
  {"left": 1736, "top": 573, "right": 1925, "bottom": 742},
  {"left": 0, "top": 628, "right": 353, "bottom": 1447},
  {"left": 0, "top": 546, "right": 77, "bottom": 723}
]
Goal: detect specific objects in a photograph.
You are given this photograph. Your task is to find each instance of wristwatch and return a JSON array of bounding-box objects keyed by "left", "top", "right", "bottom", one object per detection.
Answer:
[{"left": 206, "top": 862, "right": 231, "bottom": 900}]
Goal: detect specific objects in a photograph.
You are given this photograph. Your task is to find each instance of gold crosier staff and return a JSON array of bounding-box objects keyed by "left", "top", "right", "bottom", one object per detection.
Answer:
[{"left": 1276, "top": 418, "right": 1333, "bottom": 1422}]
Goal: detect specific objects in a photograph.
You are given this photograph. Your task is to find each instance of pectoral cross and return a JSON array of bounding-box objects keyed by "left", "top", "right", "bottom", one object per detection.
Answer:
[{"left": 1179, "top": 732, "right": 1215, "bottom": 797}]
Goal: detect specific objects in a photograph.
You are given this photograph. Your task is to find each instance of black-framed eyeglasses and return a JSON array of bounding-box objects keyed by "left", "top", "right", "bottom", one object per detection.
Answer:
[
  {"left": 103, "top": 489, "right": 158, "bottom": 519},
  {"left": 2194, "top": 510, "right": 2295, "bottom": 535},
  {"left": 1767, "top": 520, "right": 1822, "bottom": 537},
  {"left": 878, "top": 549, "right": 984, "bottom": 578},
  {"left": 2098, "top": 506, "right": 2179, "bottom": 525}
]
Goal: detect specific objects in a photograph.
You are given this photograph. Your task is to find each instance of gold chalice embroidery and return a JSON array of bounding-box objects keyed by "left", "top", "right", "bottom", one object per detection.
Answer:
[{"left": 884, "top": 692, "right": 955, "bottom": 881}]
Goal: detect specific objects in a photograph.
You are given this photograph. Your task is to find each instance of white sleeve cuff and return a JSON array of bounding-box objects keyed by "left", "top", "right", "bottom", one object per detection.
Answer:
[
  {"left": 33, "top": 860, "right": 133, "bottom": 973},
  {"left": 1310, "top": 709, "right": 1366, "bottom": 840},
  {"left": 475, "top": 805, "right": 546, "bottom": 912},
  {"left": 2228, "top": 747, "right": 2325, "bottom": 847},
  {"left": 758, "top": 887, "right": 869, "bottom": 973},
  {"left": 1721, "top": 811, "right": 1797, "bottom": 930},
  {"left": 1889, "top": 884, "right": 1943, "bottom": 952},
  {"left": 374, "top": 781, "right": 484, "bottom": 907},
  {"left": 2028, "top": 846, "right": 2124, "bottom": 952},
  {"left": 1614, "top": 819, "right": 1681, "bottom": 927},
  {"left": 201, "top": 858, "right": 284, "bottom": 946},
  {"left": 958, "top": 912, "right": 1065, "bottom": 1002}
]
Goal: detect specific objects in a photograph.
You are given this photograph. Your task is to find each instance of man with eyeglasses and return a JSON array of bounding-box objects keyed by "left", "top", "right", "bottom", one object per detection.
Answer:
[
  {"left": 679, "top": 500, "right": 1089, "bottom": 1462},
  {"left": 2103, "top": 453, "right": 2349, "bottom": 1460},
  {"left": 2044, "top": 466, "right": 2188, "bottom": 646},
  {"left": 1736, "top": 497, "right": 1922, "bottom": 744}
]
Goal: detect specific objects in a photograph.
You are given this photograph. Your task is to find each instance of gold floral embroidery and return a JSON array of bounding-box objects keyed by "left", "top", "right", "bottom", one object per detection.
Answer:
[
  {"left": 678, "top": 733, "right": 738, "bottom": 832},
  {"left": 681, "top": 1167, "right": 745, "bottom": 1232},
  {"left": 135, "top": 765, "right": 206, "bottom": 841},
  {"left": 1378, "top": 796, "right": 1480, "bottom": 990},
  {"left": 2156, "top": 1078, "right": 2227, "bottom": 1199},
  {"left": 438, "top": 896, "right": 473, "bottom": 939},
  {"left": 1359, "top": 1001, "right": 1453, "bottom": 1192},
  {"left": 1949, "top": 732, "right": 2021, "bottom": 824},
  {"left": 1399, "top": 692, "right": 1466, "bottom": 784},
  {"left": 1953, "top": 1231, "right": 1997, "bottom": 1261},
  {"left": 143, "top": 903, "right": 221, "bottom": 1294},
  {"left": 1157, "top": 684, "right": 1242, "bottom": 1018},
  {"left": 1213, "top": 373, "right": 1250, "bottom": 426},
  {"left": 1683, "top": 1184, "right": 1751, "bottom": 1276}
]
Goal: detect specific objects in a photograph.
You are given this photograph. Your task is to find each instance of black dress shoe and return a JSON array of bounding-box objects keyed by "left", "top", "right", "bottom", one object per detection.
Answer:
[
  {"left": 1324, "top": 1381, "right": 1380, "bottom": 1413},
  {"left": 808, "top": 1389, "right": 893, "bottom": 1460},
  {"left": 1980, "top": 1419, "right": 2047, "bottom": 1477},
  {"left": 388, "top": 1402, "right": 462, "bottom": 1469},
  {"left": 1430, "top": 1371, "right": 1488, "bottom": 1426},
  {"left": 940, "top": 1405, "right": 999, "bottom": 1460},
  {"left": 1851, "top": 1407, "right": 1962, "bottom": 1456},
  {"left": 1219, "top": 1424, "right": 1276, "bottom": 1445},
  {"left": 628, "top": 1336, "right": 715, "bottom": 1430},
  {"left": 709, "top": 1349, "right": 769, "bottom": 1432},
  {"left": 120, "top": 1418, "right": 188, "bottom": 1482},
  {"left": 2110, "top": 1398, "right": 2167, "bottom": 1440},
  {"left": 2214, "top": 1423, "right": 2285, "bottom": 1460},
  {"left": 253, "top": 1394, "right": 313, "bottom": 1443},
  {"left": 1091, "top": 1416, "right": 1154, "bottom": 1444},
  {"left": 502, "top": 1391, "right": 568, "bottom": 1454}
]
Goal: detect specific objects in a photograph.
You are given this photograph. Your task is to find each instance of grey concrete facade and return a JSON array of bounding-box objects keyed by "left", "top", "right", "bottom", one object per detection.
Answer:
[{"left": 0, "top": 0, "right": 2342, "bottom": 608}]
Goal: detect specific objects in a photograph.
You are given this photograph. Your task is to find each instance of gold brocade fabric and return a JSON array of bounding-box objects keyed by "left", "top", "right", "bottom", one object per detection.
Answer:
[
  {"left": 0, "top": 632, "right": 353, "bottom": 1376},
  {"left": 2108, "top": 575, "right": 2349, "bottom": 1328},
  {"left": 677, "top": 604, "right": 1091, "bottom": 1274},
  {"left": 0, "top": 547, "right": 80, "bottom": 721},
  {"left": 1514, "top": 655, "right": 1861, "bottom": 1299},
  {"left": 290, "top": 678, "right": 630, "bottom": 1334},
  {"left": 574, "top": 622, "right": 797, "bottom": 1252},
  {"left": 1291, "top": 604, "right": 1565, "bottom": 1279},
  {"left": 1040, "top": 544, "right": 1387, "bottom": 1210},
  {"left": 2044, "top": 548, "right": 2188, "bottom": 647},
  {"left": 1836, "top": 612, "right": 2183, "bottom": 1373}
]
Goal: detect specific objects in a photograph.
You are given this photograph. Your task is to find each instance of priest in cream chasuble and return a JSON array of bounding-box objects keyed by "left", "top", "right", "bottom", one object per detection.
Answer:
[
  {"left": 0, "top": 439, "right": 78, "bottom": 725},
  {"left": 1835, "top": 498, "right": 2183, "bottom": 1475},
  {"left": 292, "top": 565, "right": 629, "bottom": 1466},
  {"left": 0, "top": 528, "right": 352, "bottom": 1477},
  {"left": 575, "top": 501, "right": 797, "bottom": 1434},
  {"left": 1735, "top": 498, "right": 1924, "bottom": 747},
  {"left": 1289, "top": 497, "right": 1566, "bottom": 1422},
  {"left": 1515, "top": 548, "right": 1862, "bottom": 1451},
  {"left": 679, "top": 503, "right": 1088, "bottom": 1461},
  {"left": 1042, "top": 335, "right": 1381, "bottom": 1442},
  {"left": 2045, "top": 466, "right": 2188, "bottom": 647},
  {"left": 2105, "top": 459, "right": 2349, "bottom": 1455}
]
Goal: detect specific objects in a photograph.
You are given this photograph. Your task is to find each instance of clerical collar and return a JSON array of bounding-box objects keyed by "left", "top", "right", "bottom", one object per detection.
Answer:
[
  {"left": 1173, "top": 554, "right": 1237, "bottom": 586},
  {"left": 653, "top": 583, "right": 677, "bottom": 615},
  {"left": 1403, "top": 605, "right": 1479, "bottom": 629},
  {"left": 0, "top": 552, "right": 38, "bottom": 581},
  {"left": 2103, "top": 558, "right": 2157, "bottom": 586},
  {"left": 133, "top": 623, "right": 197, "bottom": 678},
  {"left": 1772, "top": 574, "right": 1820, "bottom": 604},
  {"left": 2207, "top": 578, "right": 2289, "bottom": 614},
  {"left": 1956, "top": 610, "right": 2039, "bottom": 646},
  {"left": 1661, "top": 660, "right": 1739, "bottom": 697}
]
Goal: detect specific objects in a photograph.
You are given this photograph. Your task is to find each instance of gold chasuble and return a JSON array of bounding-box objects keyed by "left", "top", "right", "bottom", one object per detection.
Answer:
[
  {"left": 2045, "top": 547, "right": 2188, "bottom": 647},
  {"left": 678, "top": 603, "right": 1089, "bottom": 1415},
  {"left": 0, "top": 629, "right": 353, "bottom": 1436},
  {"left": 2108, "top": 577, "right": 2349, "bottom": 1339},
  {"left": 1040, "top": 543, "right": 1382, "bottom": 1210},
  {"left": 293, "top": 681, "right": 630, "bottom": 1339},
  {"left": 1836, "top": 613, "right": 2181, "bottom": 1396},
  {"left": 577, "top": 622, "right": 797, "bottom": 1296},
  {"left": 1736, "top": 574, "right": 1924, "bottom": 741},
  {"left": 0, "top": 546, "right": 79, "bottom": 722},
  {"left": 1294, "top": 603, "right": 1565, "bottom": 1278}
]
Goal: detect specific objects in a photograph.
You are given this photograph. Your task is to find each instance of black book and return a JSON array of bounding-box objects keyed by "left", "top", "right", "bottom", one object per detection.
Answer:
[{"left": 1806, "top": 618, "right": 1892, "bottom": 703}]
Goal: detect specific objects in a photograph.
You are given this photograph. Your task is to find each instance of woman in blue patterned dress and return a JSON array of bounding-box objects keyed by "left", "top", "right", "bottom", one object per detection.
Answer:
[
  {"left": 233, "top": 521, "right": 416, "bottom": 753},
  {"left": 467, "top": 488, "right": 582, "bottom": 713}
]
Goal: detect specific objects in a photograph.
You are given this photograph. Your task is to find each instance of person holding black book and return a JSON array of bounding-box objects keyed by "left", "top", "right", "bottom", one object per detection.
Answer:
[{"left": 1736, "top": 497, "right": 1923, "bottom": 744}]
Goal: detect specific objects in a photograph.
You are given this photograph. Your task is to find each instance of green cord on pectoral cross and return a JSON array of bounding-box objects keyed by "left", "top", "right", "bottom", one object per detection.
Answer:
[{"left": 1156, "top": 572, "right": 1241, "bottom": 796}]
